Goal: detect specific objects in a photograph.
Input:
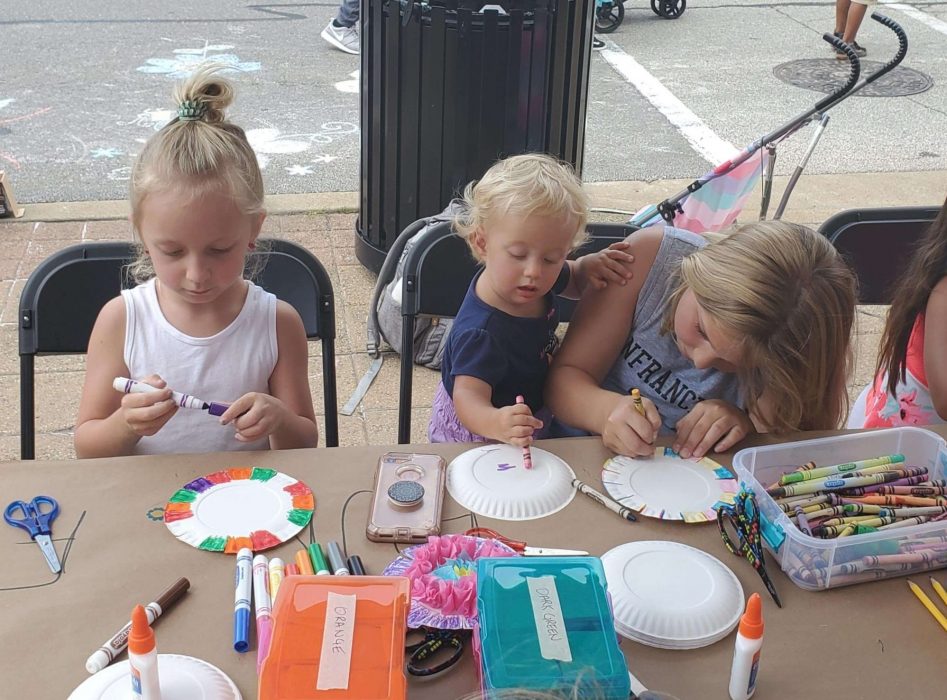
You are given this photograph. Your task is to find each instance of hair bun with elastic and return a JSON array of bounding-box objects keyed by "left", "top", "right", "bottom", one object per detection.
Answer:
[{"left": 177, "top": 99, "right": 208, "bottom": 122}]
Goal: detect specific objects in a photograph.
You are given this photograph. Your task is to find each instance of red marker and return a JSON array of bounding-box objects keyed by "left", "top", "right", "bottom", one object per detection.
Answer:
[{"left": 516, "top": 395, "right": 533, "bottom": 470}]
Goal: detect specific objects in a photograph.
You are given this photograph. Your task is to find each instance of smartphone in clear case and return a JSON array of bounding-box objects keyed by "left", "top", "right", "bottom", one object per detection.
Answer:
[{"left": 366, "top": 452, "right": 446, "bottom": 543}]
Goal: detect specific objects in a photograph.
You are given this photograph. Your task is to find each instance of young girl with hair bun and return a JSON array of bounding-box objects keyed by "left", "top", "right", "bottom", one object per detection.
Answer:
[{"left": 76, "top": 65, "right": 318, "bottom": 457}]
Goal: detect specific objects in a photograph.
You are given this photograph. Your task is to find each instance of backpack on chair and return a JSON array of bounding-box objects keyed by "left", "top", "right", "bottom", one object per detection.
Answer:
[{"left": 342, "top": 202, "right": 465, "bottom": 414}]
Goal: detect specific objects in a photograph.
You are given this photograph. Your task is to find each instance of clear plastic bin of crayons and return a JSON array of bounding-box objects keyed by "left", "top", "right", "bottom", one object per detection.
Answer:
[{"left": 732, "top": 427, "right": 947, "bottom": 590}]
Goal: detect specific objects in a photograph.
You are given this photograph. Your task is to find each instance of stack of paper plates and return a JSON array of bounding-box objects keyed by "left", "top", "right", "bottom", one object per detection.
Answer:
[
  {"left": 446, "top": 444, "right": 576, "bottom": 521},
  {"left": 602, "top": 541, "right": 744, "bottom": 650},
  {"left": 68, "top": 655, "right": 241, "bottom": 700}
]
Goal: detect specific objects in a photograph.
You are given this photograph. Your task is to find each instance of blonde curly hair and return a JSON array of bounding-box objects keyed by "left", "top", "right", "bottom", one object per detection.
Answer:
[{"left": 454, "top": 153, "right": 590, "bottom": 261}]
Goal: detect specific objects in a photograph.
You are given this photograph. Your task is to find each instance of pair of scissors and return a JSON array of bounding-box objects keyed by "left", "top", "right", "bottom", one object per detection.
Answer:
[
  {"left": 4, "top": 495, "right": 61, "bottom": 573},
  {"left": 464, "top": 527, "right": 588, "bottom": 556},
  {"left": 716, "top": 488, "right": 782, "bottom": 608},
  {"left": 405, "top": 627, "right": 470, "bottom": 677}
]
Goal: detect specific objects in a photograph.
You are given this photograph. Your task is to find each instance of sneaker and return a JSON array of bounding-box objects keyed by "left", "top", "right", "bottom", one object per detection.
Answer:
[
  {"left": 322, "top": 21, "right": 359, "bottom": 54},
  {"left": 592, "top": 36, "right": 605, "bottom": 50},
  {"left": 834, "top": 35, "right": 867, "bottom": 59}
]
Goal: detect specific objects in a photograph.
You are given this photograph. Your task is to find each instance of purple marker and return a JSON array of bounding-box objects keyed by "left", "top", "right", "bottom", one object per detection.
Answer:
[{"left": 113, "top": 376, "right": 229, "bottom": 416}]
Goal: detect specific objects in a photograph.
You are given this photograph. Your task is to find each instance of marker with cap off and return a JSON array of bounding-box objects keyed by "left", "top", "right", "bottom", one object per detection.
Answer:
[{"left": 113, "top": 377, "right": 230, "bottom": 417}]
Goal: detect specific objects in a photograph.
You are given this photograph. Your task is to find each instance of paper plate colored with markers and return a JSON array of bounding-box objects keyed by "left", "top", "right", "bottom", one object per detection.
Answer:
[
  {"left": 602, "top": 541, "right": 744, "bottom": 650},
  {"left": 446, "top": 444, "right": 577, "bottom": 521},
  {"left": 67, "top": 654, "right": 241, "bottom": 700},
  {"left": 383, "top": 534, "right": 518, "bottom": 629},
  {"left": 601, "top": 447, "right": 738, "bottom": 522},
  {"left": 163, "top": 467, "right": 314, "bottom": 553}
]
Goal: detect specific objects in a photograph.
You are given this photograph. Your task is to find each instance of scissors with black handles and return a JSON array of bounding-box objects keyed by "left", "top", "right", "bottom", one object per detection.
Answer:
[
  {"left": 5, "top": 495, "right": 61, "bottom": 573},
  {"left": 405, "top": 627, "right": 470, "bottom": 677}
]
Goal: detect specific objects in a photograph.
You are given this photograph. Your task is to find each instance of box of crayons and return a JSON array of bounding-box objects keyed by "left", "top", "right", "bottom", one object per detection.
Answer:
[{"left": 732, "top": 427, "right": 947, "bottom": 590}]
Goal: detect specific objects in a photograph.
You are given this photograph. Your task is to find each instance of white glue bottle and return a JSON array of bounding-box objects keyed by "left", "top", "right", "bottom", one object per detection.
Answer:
[
  {"left": 129, "top": 604, "right": 162, "bottom": 700},
  {"left": 728, "top": 593, "right": 764, "bottom": 700}
]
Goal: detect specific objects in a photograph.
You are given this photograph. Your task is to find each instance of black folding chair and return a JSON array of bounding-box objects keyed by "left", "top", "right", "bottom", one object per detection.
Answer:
[
  {"left": 819, "top": 206, "right": 941, "bottom": 304},
  {"left": 396, "top": 221, "right": 636, "bottom": 443},
  {"left": 18, "top": 239, "right": 338, "bottom": 459}
]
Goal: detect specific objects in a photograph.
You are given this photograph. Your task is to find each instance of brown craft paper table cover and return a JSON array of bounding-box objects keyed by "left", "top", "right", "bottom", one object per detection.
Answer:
[{"left": 2, "top": 432, "right": 945, "bottom": 699}]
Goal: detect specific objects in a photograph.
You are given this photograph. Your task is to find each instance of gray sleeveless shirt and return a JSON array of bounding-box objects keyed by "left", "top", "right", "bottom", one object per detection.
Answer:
[{"left": 601, "top": 227, "right": 743, "bottom": 435}]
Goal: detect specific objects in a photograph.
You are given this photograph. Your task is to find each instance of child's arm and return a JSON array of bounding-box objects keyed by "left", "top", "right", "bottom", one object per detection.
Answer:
[
  {"left": 546, "top": 228, "right": 663, "bottom": 456},
  {"left": 559, "top": 241, "right": 635, "bottom": 299},
  {"left": 673, "top": 399, "right": 756, "bottom": 459},
  {"left": 220, "top": 301, "right": 318, "bottom": 449},
  {"left": 75, "top": 298, "right": 179, "bottom": 458},
  {"left": 924, "top": 277, "right": 947, "bottom": 419},
  {"left": 452, "top": 376, "right": 543, "bottom": 446}
]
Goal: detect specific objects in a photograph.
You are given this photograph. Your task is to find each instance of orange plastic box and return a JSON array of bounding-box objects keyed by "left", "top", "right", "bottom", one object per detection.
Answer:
[{"left": 258, "top": 575, "right": 411, "bottom": 699}]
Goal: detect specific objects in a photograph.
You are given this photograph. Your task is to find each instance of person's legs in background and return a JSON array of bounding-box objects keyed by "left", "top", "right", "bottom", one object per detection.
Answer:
[
  {"left": 833, "top": 0, "right": 869, "bottom": 58},
  {"left": 322, "top": 0, "right": 360, "bottom": 55}
]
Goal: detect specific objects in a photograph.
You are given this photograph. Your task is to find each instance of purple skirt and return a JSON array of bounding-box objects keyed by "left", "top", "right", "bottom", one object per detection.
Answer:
[{"left": 428, "top": 382, "right": 553, "bottom": 444}]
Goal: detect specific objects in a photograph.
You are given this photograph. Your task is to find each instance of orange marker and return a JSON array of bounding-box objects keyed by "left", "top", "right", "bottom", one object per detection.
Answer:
[
  {"left": 285, "top": 563, "right": 301, "bottom": 576},
  {"left": 516, "top": 395, "right": 533, "bottom": 469},
  {"left": 295, "top": 549, "right": 315, "bottom": 575}
]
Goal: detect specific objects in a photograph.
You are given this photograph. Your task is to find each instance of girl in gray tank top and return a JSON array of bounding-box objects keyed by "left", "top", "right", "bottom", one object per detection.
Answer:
[
  {"left": 602, "top": 227, "right": 742, "bottom": 434},
  {"left": 547, "top": 222, "right": 858, "bottom": 459}
]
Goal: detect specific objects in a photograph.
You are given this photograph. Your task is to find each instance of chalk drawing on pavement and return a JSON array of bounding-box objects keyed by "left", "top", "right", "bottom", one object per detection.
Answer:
[
  {"left": 91, "top": 148, "right": 123, "bottom": 159},
  {"left": 137, "top": 45, "right": 261, "bottom": 79},
  {"left": 335, "top": 71, "right": 359, "bottom": 93}
]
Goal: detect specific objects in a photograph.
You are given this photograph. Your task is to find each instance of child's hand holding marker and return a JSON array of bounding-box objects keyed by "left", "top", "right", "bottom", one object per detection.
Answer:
[
  {"left": 673, "top": 399, "right": 753, "bottom": 459},
  {"left": 575, "top": 241, "right": 635, "bottom": 291},
  {"left": 220, "top": 392, "right": 292, "bottom": 443},
  {"left": 602, "top": 388, "right": 661, "bottom": 458},
  {"left": 117, "top": 374, "right": 179, "bottom": 437}
]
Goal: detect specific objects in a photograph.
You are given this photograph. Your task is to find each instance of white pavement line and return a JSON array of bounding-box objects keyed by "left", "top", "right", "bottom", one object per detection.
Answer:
[
  {"left": 599, "top": 42, "right": 739, "bottom": 166},
  {"left": 882, "top": 1, "right": 947, "bottom": 37}
]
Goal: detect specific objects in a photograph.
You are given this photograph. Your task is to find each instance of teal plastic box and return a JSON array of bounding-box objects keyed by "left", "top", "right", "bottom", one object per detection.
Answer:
[{"left": 475, "top": 556, "right": 630, "bottom": 699}]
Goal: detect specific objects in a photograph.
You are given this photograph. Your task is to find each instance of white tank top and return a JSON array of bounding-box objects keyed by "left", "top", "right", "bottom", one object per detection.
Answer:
[{"left": 122, "top": 278, "right": 278, "bottom": 455}]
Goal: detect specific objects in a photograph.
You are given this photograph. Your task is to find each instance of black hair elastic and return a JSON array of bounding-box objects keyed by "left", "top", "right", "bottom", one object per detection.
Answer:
[{"left": 405, "top": 628, "right": 468, "bottom": 677}]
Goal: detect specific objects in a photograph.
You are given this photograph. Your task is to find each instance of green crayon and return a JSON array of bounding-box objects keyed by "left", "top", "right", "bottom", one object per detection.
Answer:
[{"left": 778, "top": 455, "right": 904, "bottom": 485}]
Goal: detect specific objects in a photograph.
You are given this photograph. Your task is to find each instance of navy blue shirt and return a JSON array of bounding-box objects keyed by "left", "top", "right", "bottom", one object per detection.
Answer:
[{"left": 441, "top": 266, "right": 570, "bottom": 412}]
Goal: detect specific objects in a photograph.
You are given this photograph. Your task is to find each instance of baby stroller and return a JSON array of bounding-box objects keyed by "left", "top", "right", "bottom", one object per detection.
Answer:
[
  {"left": 625, "top": 13, "right": 908, "bottom": 233},
  {"left": 595, "top": 0, "right": 684, "bottom": 34}
]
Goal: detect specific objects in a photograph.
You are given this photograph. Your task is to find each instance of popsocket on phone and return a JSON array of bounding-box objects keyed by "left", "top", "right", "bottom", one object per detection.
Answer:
[{"left": 368, "top": 453, "right": 446, "bottom": 544}]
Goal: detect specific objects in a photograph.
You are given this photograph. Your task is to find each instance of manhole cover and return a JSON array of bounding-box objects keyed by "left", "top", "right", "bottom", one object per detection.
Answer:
[{"left": 773, "top": 59, "right": 933, "bottom": 97}]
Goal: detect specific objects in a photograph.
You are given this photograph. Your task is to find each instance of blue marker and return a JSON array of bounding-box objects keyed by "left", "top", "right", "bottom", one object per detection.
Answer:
[{"left": 233, "top": 547, "right": 252, "bottom": 652}]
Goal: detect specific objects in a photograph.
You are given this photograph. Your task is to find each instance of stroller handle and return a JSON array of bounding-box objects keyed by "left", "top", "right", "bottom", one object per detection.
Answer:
[
  {"left": 867, "top": 12, "right": 909, "bottom": 84},
  {"left": 817, "top": 35, "right": 860, "bottom": 111}
]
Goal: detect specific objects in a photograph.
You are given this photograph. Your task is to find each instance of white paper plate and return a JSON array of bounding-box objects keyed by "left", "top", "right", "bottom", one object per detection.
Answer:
[
  {"left": 602, "top": 541, "right": 744, "bottom": 649},
  {"left": 164, "top": 468, "right": 314, "bottom": 553},
  {"left": 446, "top": 445, "right": 576, "bottom": 521},
  {"left": 601, "top": 447, "right": 738, "bottom": 522},
  {"left": 68, "top": 654, "right": 241, "bottom": 700}
]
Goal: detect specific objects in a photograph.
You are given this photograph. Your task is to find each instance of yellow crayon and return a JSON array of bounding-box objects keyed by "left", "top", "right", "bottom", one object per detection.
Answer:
[
  {"left": 930, "top": 577, "right": 947, "bottom": 609},
  {"left": 631, "top": 388, "right": 646, "bottom": 417},
  {"left": 908, "top": 580, "right": 947, "bottom": 633}
]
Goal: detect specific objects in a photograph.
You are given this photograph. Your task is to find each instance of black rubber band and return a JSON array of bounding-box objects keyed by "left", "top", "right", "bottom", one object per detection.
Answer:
[{"left": 406, "top": 634, "right": 465, "bottom": 677}]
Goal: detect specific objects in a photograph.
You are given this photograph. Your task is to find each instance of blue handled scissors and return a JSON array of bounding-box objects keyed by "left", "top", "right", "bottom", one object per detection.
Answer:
[{"left": 5, "top": 495, "right": 61, "bottom": 573}]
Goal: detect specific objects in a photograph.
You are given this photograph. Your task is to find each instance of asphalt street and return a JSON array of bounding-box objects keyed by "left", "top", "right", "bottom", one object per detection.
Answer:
[{"left": 1, "top": 0, "right": 945, "bottom": 204}]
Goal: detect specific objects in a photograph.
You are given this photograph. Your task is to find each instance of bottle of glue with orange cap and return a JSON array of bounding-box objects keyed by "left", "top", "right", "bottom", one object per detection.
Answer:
[
  {"left": 129, "top": 604, "right": 162, "bottom": 699},
  {"left": 728, "top": 593, "right": 764, "bottom": 700}
]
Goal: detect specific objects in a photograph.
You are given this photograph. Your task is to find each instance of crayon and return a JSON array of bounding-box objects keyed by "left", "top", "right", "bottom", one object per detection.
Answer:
[
  {"left": 233, "top": 548, "right": 252, "bottom": 653},
  {"left": 515, "top": 395, "right": 533, "bottom": 469},
  {"left": 768, "top": 470, "right": 918, "bottom": 499},
  {"left": 631, "top": 388, "right": 646, "bottom": 416},
  {"left": 295, "top": 549, "right": 315, "bottom": 575},
  {"left": 930, "top": 577, "right": 947, "bottom": 608},
  {"left": 793, "top": 505, "right": 814, "bottom": 536},
  {"left": 778, "top": 455, "right": 905, "bottom": 485},
  {"left": 268, "top": 558, "right": 285, "bottom": 601},
  {"left": 877, "top": 515, "right": 932, "bottom": 530},
  {"left": 845, "top": 495, "right": 944, "bottom": 507},
  {"left": 907, "top": 580, "right": 947, "bottom": 633},
  {"left": 877, "top": 486, "right": 947, "bottom": 496},
  {"left": 308, "top": 542, "right": 331, "bottom": 576},
  {"left": 86, "top": 577, "right": 190, "bottom": 674}
]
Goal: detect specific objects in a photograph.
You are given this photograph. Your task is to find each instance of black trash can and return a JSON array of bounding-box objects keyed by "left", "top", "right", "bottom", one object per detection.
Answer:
[{"left": 356, "top": 0, "right": 595, "bottom": 271}]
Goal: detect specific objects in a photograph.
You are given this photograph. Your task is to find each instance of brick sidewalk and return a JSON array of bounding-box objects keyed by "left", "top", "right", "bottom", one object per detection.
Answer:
[{"left": 0, "top": 211, "right": 883, "bottom": 463}]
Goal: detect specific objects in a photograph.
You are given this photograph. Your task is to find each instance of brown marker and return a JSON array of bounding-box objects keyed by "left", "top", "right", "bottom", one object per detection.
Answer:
[{"left": 85, "top": 577, "right": 190, "bottom": 674}]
